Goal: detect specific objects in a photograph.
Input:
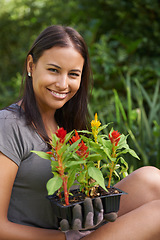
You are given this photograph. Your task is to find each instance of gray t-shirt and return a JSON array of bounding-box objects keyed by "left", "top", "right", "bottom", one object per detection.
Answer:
[{"left": 0, "top": 104, "right": 59, "bottom": 229}]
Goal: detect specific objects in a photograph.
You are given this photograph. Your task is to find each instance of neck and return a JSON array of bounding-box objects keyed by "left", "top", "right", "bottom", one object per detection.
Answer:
[{"left": 41, "top": 112, "right": 58, "bottom": 139}]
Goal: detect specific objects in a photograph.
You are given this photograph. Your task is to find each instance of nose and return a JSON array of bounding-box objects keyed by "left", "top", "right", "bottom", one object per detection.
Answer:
[{"left": 55, "top": 74, "right": 68, "bottom": 90}]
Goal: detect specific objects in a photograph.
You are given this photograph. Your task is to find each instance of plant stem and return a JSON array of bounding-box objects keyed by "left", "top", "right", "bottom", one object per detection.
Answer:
[
  {"left": 108, "top": 144, "right": 116, "bottom": 188},
  {"left": 97, "top": 160, "right": 100, "bottom": 169},
  {"left": 107, "top": 161, "right": 114, "bottom": 188},
  {"left": 63, "top": 175, "right": 69, "bottom": 205},
  {"left": 56, "top": 143, "right": 69, "bottom": 205}
]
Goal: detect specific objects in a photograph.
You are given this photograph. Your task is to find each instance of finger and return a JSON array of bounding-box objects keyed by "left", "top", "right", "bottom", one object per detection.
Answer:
[
  {"left": 104, "top": 212, "right": 118, "bottom": 222},
  {"left": 60, "top": 219, "right": 70, "bottom": 231},
  {"left": 72, "top": 204, "right": 82, "bottom": 230},
  {"left": 83, "top": 198, "right": 94, "bottom": 228},
  {"left": 93, "top": 198, "right": 104, "bottom": 224},
  {"left": 93, "top": 197, "right": 103, "bottom": 211}
]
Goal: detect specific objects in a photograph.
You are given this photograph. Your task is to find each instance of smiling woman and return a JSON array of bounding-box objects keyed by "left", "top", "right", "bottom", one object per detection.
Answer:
[
  {"left": 0, "top": 25, "right": 160, "bottom": 240},
  {"left": 0, "top": 25, "right": 92, "bottom": 240},
  {"left": 27, "top": 47, "right": 84, "bottom": 119},
  {"left": 21, "top": 25, "right": 91, "bottom": 143}
]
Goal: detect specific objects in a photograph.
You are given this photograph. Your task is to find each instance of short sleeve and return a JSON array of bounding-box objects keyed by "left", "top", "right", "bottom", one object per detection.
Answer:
[{"left": 0, "top": 110, "right": 26, "bottom": 166}]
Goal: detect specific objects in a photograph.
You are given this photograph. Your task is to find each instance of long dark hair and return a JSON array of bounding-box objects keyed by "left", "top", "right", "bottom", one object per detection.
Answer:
[{"left": 20, "top": 25, "right": 92, "bottom": 143}]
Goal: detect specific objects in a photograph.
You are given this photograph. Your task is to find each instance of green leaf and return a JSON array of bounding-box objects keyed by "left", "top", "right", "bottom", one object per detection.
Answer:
[
  {"left": 78, "top": 130, "right": 92, "bottom": 135},
  {"left": 119, "top": 157, "right": 128, "bottom": 169},
  {"left": 88, "top": 166, "right": 108, "bottom": 192},
  {"left": 128, "top": 149, "right": 140, "bottom": 160},
  {"left": 113, "top": 170, "right": 120, "bottom": 180},
  {"left": 81, "top": 135, "right": 93, "bottom": 144},
  {"left": 65, "top": 160, "right": 86, "bottom": 168},
  {"left": 113, "top": 89, "right": 127, "bottom": 122},
  {"left": 46, "top": 175, "right": 63, "bottom": 195},
  {"left": 103, "top": 148, "right": 115, "bottom": 161},
  {"left": 50, "top": 133, "right": 59, "bottom": 146},
  {"left": 50, "top": 160, "right": 59, "bottom": 171},
  {"left": 77, "top": 170, "right": 87, "bottom": 184},
  {"left": 117, "top": 134, "right": 129, "bottom": 150},
  {"left": 31, "top": 151, "right": 52, "bottom": 160},
  {"left": 67, "top": 168, "right": 77, "bottom": 190},
  {"left": 64, "top": 130, "right": 74, "bottom": 143},
  {"left": 98, "top": 123, "right": 111, "bottom": 133},
  {"left": 117, "top": 149, "right": 140, "bottom": 160},
  {"left": 98, "top": 137, "right": 112, "bottom": 149},
  {"left": 57, "top": 144, "right": 67, "bottom": 156},
  {"left": 63, "top": 139, "right": 81, "bottom": 160},
  {"left": 91, "top": 146, "right": 108, "bottom": 160},
  {"left": 86, "top": 154, "right": 103, "bottom": 162}
]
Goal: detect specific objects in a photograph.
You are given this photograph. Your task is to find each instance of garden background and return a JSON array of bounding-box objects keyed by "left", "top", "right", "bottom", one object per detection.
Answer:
[{"left": 0, "top": 0, "right": 160, "bottom": 178}]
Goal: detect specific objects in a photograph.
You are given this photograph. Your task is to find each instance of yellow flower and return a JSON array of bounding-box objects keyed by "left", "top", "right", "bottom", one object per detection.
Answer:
[
  {"left": 91, "top": 113, "right": 101, "bottom": 129},
  {"left": 91, "top": 113, "right": 101, "bottom": 144},
  {"left": 91, "top": 113, "right": 101, "bottom": 168}
]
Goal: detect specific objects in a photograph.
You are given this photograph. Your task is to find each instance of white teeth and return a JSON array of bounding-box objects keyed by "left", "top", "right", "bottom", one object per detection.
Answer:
[{"left": 51, "top": 90, "right": 66, "bottom": 98}]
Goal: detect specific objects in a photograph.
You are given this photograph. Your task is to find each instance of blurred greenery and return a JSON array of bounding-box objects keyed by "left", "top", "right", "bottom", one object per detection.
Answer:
[{"left": 0, "top": 0, "right": 160, "bottom": 172}]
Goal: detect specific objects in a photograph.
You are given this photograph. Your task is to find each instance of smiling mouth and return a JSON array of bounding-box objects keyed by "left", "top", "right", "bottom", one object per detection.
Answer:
[{"left": 47, "top": 88, "right": 69, "bottom": 98}]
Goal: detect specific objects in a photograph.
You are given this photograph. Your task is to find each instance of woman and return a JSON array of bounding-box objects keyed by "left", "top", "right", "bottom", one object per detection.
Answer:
[{"left": 0, "top": 25, "right": 160, "bottom": 240}]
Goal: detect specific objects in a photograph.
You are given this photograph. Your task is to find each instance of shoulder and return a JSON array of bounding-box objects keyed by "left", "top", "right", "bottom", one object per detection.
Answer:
[
  {"left": 0, "top": 104, "right": 23, "bottom": 123},
  {"left": 0, "top": 104, "right": 28, "bottom": 139},
  {"left": 0, "top": 104, "right": 47, "bottom": 165}
]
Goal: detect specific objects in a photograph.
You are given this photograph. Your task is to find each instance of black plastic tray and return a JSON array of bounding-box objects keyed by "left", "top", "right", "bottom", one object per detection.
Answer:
[{"left": 47, "top": 187, "right": 127, "bottom": 224}]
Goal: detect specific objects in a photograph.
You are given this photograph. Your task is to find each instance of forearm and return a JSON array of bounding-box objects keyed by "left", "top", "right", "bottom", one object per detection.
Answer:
[{"left": 0, "top": 219, "right": 65, "bottom": 240}]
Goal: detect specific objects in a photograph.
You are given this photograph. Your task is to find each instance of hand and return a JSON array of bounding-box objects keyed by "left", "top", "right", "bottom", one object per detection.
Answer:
[{"left": 60, "top": 197, "right": 117, "bottom": 232}]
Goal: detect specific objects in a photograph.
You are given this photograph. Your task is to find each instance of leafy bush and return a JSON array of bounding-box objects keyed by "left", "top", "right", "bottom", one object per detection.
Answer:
[{"left": 1, "top": 0, "right": 160, "bottom": 171}]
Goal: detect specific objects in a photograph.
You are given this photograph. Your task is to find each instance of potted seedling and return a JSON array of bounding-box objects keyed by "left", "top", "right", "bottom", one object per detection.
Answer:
[{"left": 32, "top": 114, "right": 140, "bottom": 224}]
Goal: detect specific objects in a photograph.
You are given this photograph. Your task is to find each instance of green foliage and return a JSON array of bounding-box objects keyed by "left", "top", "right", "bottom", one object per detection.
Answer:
[
  {"left": 1, "top": 0, "right": 160, "bottom": 172},
  {"left": 79, "top": 121, "right": 139, "bottom": 189}
]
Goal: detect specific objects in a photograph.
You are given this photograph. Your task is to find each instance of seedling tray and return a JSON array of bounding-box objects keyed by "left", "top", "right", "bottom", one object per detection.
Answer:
[{"left": 47, "top": 186, "right": 127, "bottom": 224}]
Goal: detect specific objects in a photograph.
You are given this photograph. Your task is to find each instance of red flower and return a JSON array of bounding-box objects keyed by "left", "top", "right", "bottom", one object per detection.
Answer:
[
  {"left": 70, "top": 130, "right": 89, "bottom": 158},
  {"left": 56, "top": 127, "right": 67, "bottom": 143},
  {"left": 69, "top": 130, "right": 80, "bottom": 144},
  {"left": 109, "top": 130, "right": 121, "bottom": 146},
  {"left": 77, "top": 140, "right": 89, "bottom": 158}
]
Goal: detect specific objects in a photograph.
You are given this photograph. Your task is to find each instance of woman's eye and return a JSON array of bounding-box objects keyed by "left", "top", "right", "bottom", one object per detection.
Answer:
[
  {"left": 48, "top": 68, "right": 58, "bottom": 73},
  {"left": 69, "top": 72, "right": 80, "bottom": 77}
]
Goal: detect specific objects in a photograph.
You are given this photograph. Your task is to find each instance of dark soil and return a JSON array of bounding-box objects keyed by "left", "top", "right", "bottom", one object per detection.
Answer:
[{"left": 50, "top": 187, "right": 121, "bottom": 206}]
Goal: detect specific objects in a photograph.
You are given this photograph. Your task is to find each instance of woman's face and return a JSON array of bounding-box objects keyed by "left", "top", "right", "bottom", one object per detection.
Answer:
[{"left": 27, "top": 46, "right": 84, "bottom": 114}]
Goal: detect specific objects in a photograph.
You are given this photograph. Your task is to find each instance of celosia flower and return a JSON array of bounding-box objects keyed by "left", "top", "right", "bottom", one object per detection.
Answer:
[
  {"left": 77, "top": 140, "right": 89, "bottom": 158},
  {"left": 70, "top": 130, "right": 89, "bottom": 158},
  {"left": 69, "top": 130, "right": 80, "bottom": 144},
  {"left": 91, "top": 113, "right": 101, "bottom": 129},
  {"left": 56, "top": 127, "right": 67, "bottom": 143},
  {"left": 91, "top": 113, "right": 101, "bottom": 143},
  {"left": 109, "top": 130, "right": 121, "bottom": 146}
]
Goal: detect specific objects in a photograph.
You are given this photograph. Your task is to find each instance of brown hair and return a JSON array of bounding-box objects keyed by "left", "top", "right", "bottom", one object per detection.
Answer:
[{"left": 20, "top": 25, "right": 92, "bottom": 143}]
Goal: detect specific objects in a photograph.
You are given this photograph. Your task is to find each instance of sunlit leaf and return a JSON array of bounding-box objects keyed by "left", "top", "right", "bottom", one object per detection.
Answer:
[{"left": 46, "top": 176, "right": 63, "bottom": 195}]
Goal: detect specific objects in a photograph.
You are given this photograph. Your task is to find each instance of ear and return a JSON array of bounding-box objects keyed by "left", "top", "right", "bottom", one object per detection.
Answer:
[{"left": 27, "top": 54, "right": 34, "bottom": 74}]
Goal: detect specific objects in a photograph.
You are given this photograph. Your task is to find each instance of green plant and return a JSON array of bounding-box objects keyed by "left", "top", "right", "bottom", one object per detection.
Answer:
[
  {"left": 32, "top": 114, "right": 140, "bottom": 205},
  {"left": 113, "top": 77, "right": 160, "bottom": 169},
  {"left": 32, "top": 128, "right": 83, "bottom": 205},
  {"left": 79, "top": 114, "right": 140, "bottom": 189}
]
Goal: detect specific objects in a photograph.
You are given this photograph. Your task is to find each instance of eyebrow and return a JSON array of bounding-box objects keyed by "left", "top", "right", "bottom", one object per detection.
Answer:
[
  {"left": 47, "top": 64, "right": 61, "bottom": 69},
  {"left": 47, "top": 64, "right": 82, "bottom": 73}
]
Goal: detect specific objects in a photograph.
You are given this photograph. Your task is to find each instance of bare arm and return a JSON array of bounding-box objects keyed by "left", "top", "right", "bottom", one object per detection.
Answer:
[{"left": 0, "top": 152, "right": 65, "bottom": 240}]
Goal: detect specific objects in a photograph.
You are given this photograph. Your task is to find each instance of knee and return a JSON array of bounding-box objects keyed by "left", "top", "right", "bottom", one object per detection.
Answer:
[
  {"left": 147, "top": 200, "right": 160, "bottom": 215},
  {"left": 134, "top": 166, "right": 160, "bottom": 192}
]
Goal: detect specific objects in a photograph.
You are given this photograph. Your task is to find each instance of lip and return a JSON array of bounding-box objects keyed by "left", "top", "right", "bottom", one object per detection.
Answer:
[{"left": 47, "top": 88, "right": 69, "bottom": 99}]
